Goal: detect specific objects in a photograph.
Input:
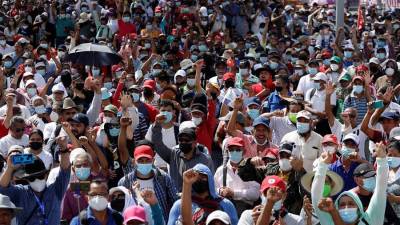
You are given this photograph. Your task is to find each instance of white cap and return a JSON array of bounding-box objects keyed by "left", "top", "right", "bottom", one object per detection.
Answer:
[
  {"left": 174, "top": 69, "right": 186, "bottom": 83},
  {"left": 369, "top": 57, "right": 380, "bottom": 65},
  {"left": 35, "top": 62, "right": 46, "bottom": 68},
  {"left": 179, "top": 121, "right": 196, "bottom": 133},
  {"left": 206, "top": 210, "right": 231, "bottom": 225},
  {"left": 343, "top": 133, "right": 360, "bottom": 145},
  {"left": 199, "top": 6, "right": 208, "bottom": 17},
  {"left": 180, "top": 59, "right": 193, "bottom": 70},
  {"left": 23, "top": 72, "right": 34, "bottom": 78},
  {"left": 25, "top": 79, "right": 37, "bottom": 88},
  {"left": 296, "top": 110, "right": 312, "bottom": 120},
  {"left": 69, "top": 148, "right": 87, "bottom": 164},
  {"left": 284, "top": 5, "right": 294, "bottom": 11},
  {"left": 312, "top": 72, "right": 328, "bottom": 82},
  {"left": 8, "top": 145, "right": 24, "bottom": 156}
]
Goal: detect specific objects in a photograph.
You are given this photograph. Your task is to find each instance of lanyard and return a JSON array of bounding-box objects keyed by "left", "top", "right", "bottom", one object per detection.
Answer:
[{"left": 32, "top": 191, "right": 48, "bottom": 225}]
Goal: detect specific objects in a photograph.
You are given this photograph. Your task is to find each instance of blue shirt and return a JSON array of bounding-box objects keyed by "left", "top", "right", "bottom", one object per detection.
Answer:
[
  {"left": 265, "top": 90, "right": 292, "bottom": 112},
  {"left": 0, "top": 168, "right": 70, "bottom": 225},
  {"left": 70, "top": 207, "right": 119, "bottom": 225},
  {"left": 329, "top": 159, "right": 359, "bottom": 192}
]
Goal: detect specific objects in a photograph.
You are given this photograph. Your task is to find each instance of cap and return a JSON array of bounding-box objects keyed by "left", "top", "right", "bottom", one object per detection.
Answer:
[
  {"left": 191, "top": 103, "right": 207, "bottom": 115},
  {"left": 143, "top": 80, "right": 156, "bottom": 90},
  {"left": 252, "top": 116, "right": 269, "bottom": 128},
  {"left": 35, "top": 62, "right": 46, "bottom": 68},
  {"left": 352, "top": 75, "right": 365, "bottom": 82},
  {"left": 134, "top": 145, "right": 154, "bottom": 160},
  {"left": 312, "top": 72, "right": 328, "bottom": 82},
  {"left": 244, "top": 97, "right": 261, "bottom": 107},
  {"left": 25, "top": 79, "right": 36, "bottom": 88},
  {"left": 322, "top": 134, "right": 339, "bottom": 145},
  {"left": 175, "top": 69, "right": 186, "bottom": 78},
  {"left": 0, "top": 194, "right": 22, "bottom": 212},
  {"left": 23, "top": 72, "right": 34, "bottom": 78},
  {"left": 180, "top": 59, "right": 193, "bottom": 70},
  {"left": 339, "top": 73, "right": 352, "bottom": 82},
  {"left": 206, "top": 210, "right": 231, "bottom": 225},
  {"left": 123, "top": 206, "right": 147, "bottom": 224},
  {"left": 178, "top": 128, "right": 196, "bottom": 140},
  {"left": 330, "top": 56, "right": 342, "bottom": 64},
  {"left": 219, "top": 111, "right": 245, "bottom": 125},
  {"left": 369, "top": 57, "right": 380, "bottom": 65},
  {"left": 103, "top": 104, "right": 118, "bottom": 115},
  {"left": 380, "top": 111, "right": 400, "bottom": 121},
  {"left": 260, "top": 175, "right": 286, "bottom": 193},
  {"left": 343, "top": 133, "right": 360, "bottom": 145},
  {"left": 69, "top": 113, "right": 89, "bottom": 126},
  {"left": 226, "top": 137, "right": 244, "bottom": 148},
  {"left": 279, "top": 141, "right": 294, "bottom": 154},
  {"left": 296, "top": 110, "right": 312, "bottom": 120},
  {"left": 179, "top": 121, "right": 196, "bottom": 133},
  {"left": 223, "top": 72, "right": 235, "bottom": 81},
  {"left": 321, "top": 49, "right": 332, "bottom": 58},
  {"left": 390, "top": 127, "right": 400, "bottom": 139},
  {"left": 356, "top": 64, "right": 369, "bottom": 72},
  {"left": 8, "top": 145, "right": 23, "bottom": 156},
  {"left": 354, "top": 163, "right": 376, "bottom": 178},
  {"left": 101, "top": 88, "right": 112, "bottom": 100},
  {"left": 264, "top": 148, "right": 279, "bottom": 159}
]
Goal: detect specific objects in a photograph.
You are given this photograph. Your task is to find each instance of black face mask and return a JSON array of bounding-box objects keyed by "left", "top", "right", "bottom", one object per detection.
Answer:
[
  {"left": 192, "top": 179, "right": 209, "bottom": 194},
  {"left": 275, "top": 86, "right": 283, "bottom": 92},
  {"left": 143, "top": 88, "right": 153, "bottom": 98},
  {"left": 225, "top": 80, "right": 235, "bottom": 88},
  {"left": 29, "top": 142, "right": 43, "bottom": 150},
  {"left": 75, "top": 83, "right": 84, "bottom": 90},
  {"left": 179, "top": 142, "right": 193, "bottom": 154},
  {"left": 110, "top": 198, "right": 125, "bottom": 212}
]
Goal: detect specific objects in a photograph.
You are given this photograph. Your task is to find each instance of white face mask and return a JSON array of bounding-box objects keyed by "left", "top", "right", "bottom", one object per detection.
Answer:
[
  {"left": 103, "top": 116, "right": 112, "bottom": 123},
  {"left": 192, "top": 117, "right": 202, "bottom": 126},
  {"left": 25, "top": 66, "right": 33, "bottom": 73},
  {"left": 187, "top": 78, "right": 196, "bottom": 87},
  {"left": 239, "top": 68, "right": 249, "bottom": 76},
  {"left": 29, "top": 178, "right": 46, "bottom": 192},
  {"left": 330, "top": 64, "right": 339, "bottom": 71},
  {"left": 50, "top": 111, "right": 59, "bottom": 122},
  {"left": 89, "top": 196, "right": 108, "bottom": 211},
  {"left": 323, "top": 146, "right": 336, "bottom": 154},
  {"left": 386, "top": 68, "right": 395, "bottom": 76},
  {"left": 279, "top": 159, "right": 292, "bottom": 171}
]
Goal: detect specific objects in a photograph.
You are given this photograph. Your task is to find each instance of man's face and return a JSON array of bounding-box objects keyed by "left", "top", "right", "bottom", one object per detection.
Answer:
[
  {"left": 70, "top": 122, "right": 86, "bottom": 137},
  {"left": 53, "top": 91, "right": 64, "bottom": 101},
  {"left": 11, "top": 122, "right": 25, "bottom": 139},
  {"left": 62, "top": 108, "right": 77, "bottom": 121},
  {"left": 88, "top": 182, "right": 109, "bottom": 202},
  {"left": 0, "top": 209, "right": 13, "bottom": 225},
  {"left": 253, "top": 125, "right": 269, "bottom": 143},
  {"left": 73, "top": 156, "right": 91, "bottom": 171}
]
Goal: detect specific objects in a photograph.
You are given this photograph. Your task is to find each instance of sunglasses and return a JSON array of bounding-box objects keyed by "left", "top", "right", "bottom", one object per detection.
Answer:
[{"left": 26, "top": 173, "right": 46, "bottom": 182}]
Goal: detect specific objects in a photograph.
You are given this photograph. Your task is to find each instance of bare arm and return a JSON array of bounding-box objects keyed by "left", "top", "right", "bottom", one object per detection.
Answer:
[
  {"left": 3, "top": 95, "right": 14, "bottom": 129},
  {"left": 181, "top": 170, "right": 197, "bottom": 225},
  {"left": 194, "top": 60, "right": 203, "bottom": 94},
  {"left": 39, "top": 77, "right": 55, "bottom": 98},
  {"left": 118, "top": 117, "right": 131, "bottom": 165},
  {"left": 325, "top": 82, "right": 335, "bottom": 126}
]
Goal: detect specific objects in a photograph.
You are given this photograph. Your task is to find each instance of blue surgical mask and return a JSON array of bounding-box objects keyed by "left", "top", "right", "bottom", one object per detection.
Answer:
[
  {"left": 352, "top": 85, "right": 364, "bottom": 94},
  {"left": 92, "top": 68, "right": 100, "bottom": 77},
  {"left": 37, "top": 69, "right": 46, "bottom": 76},
  {"left": 247, "top": 109, "right": 260, "bottom": 120},
  {"left": 229, "top": 151, "right": 243, "bottom": 163},
  {"left": 131, "top": 93, "right": 140, "bottom": 102},
  {"left": 191, "top": 55, "right": 198, "bottom": 62},
  {"left": 313, "top": 82, "right": 320, "bottom": 90},
  {"left": 339, "top": 207, "right": 358, "bottom": 224},
  {"left": 273, "top": 199, "right": 283, "bottom": 211},
  {"left": 297, "top": 122, "right": 310, "bottom": 134},
  {"left": 344, "top": 51, "right": 352, "bottom": 58},
  {"left": 362, "top": 176, "right": 376, "bottom": 192},
  {"left": 377, "top": 40, "right": 386, "bottom": 48},
  {"left": 199, "top": 45, "right": 208, "bottom": 52},
  {"left": 245, "top": 42, "right": 251, "bottom": 49},
  {"left": 323, "top": 59, "right": 330, "bottom": 66},
  {"left": 104, "top": 82, "right": 113, "bottom": 90},
  {"left": 340, "top": 146, "right": 355, "bottom": 159},
  {"left": 109, "top": 127, "right": 120, "bottom": 137},
  {"left": 4, "top": 61, "right": 12, "bottom": 68},
  {"left": 388, "top": 157, "right": 400, "bottom": 168},
  {"left": 136, "top": 163, "right": 153, "bottom": 175},
  {"left": 34, "top": 105, "right": 47, "bottom": 114},
  {"left": 308, "top": 67, "right": 318, "bottom": 75},
  {"left": 377, "top": 53, "right": 386, "bottom": 60},
  {"left": 75, "top": 167, "right": 91, "bottom": 181},
  {"left": 160, "top": 111, "right": 173, "bottom": 123},
  {"left": 291, "top": 57, "right": 298, "bottom": 64},
  {"left": 269, "top": 61, "right": 279, "bottom": 70}
]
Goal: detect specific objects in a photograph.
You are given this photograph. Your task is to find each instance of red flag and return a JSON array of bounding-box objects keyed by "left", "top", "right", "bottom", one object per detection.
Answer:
[{"left": 357, "top": 3, "right": 364, "bottom": 31}]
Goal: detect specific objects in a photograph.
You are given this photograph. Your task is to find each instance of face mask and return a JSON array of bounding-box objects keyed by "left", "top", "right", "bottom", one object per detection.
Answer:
[
  {"left": 247, "top": 109, "right": 260, "bottom": 120},
  {"left": 191, "top": 55, "right": 198, "bottom": 62},
  {"left": 308, "top": 67, "right": 318, "bottom": 75},
  {"left": 239, "top": 68, "right": 249, "bottom": 76},
  {"left": 201, "top": 21, "right": 208, "bottom": 26},
  {"left": 27, "top": 87, "right": 37, "bottom": 97},
  {"left": 294, "top": 69, "right": 304, "bottom": 76},
  {"left": 344, "top": 51, "right": 352, "bottom": 58},
  {"left": 313, "top": 82, "right": 320, "bottom": 90},
  {"left": 29, "top": 141, "right": 43, "bottom": 150},
  {"left": 229, "top": 150, "right": 243, "bottom": 163},
  {"left": 160, "top": 111, "right": 173, "bottom": 123},
  {"left": 192, "top": 117, "right": 202, "bottom": 126},
  {"left": 340, "top": 146, "right": 355, "bottom": 159},
  {"left": 37, "top": 69, "right": 46, "bottom": 76},
  {"left": 155, "top": 13, "right": 162, "bottom": 17},
  {"left": 122, "top": 16, "right": 130, "bottom": 23},
  {"left": 110, "top": 198, "right": 125, "bottom": 212},
  {"left": 104, "top": 82, "right": 113, "bottom": 90},
  {"left": 297, "top": 122, "right": 310, "bottom": 134},
  {"left": 362, "top": 176, "right": 376, "bottom": 192},
  {"left": 339, "top": 207, "right": 358, "bottom": 224},
  {"left": 34, "top": 105, "right": 46, "bottom": 114},
  {"left": 131, "top": 93, "right": 140, "bottom": 102},
  {"left": 377, "top": 53, "right": 386, "bottom": 60},
  {"left": 386, "top": 68, "right": 395, "bottom": 76},
  {"left": 40, "top": 43, "right": 48, "bottom": 49},
  {"left": 260, "top": 57, "right": 268, "bottom": 64},
  {"left": 136, "top": 163, "right": 153, "bottom": 175},
  {"left": 291, "top": 57, "right": 298, "bottom": 64},
  {"left": 273, "top": 199, "right": 283, "bottom": 211},
  {"left": 3, "top": 61, "right": 11, "bottom": 68},
  {"left": 377, "top": 41, "right": 386, "bottom": 48},
  {"left": 330, "top": 64, "right": 339, "bottom": 71},
  {"left": 179, "top": 142, "right": 193, "bottom": 154},
  {"left": 323, "top": 184, "right": 331, "bottom": 197},
  {"left": 352, "top": 85, "right": 363, "bottom": 94},
  {"left": 25, "top": 66, "right": 33, "bottom": 73},
  {"left": 0, "top": 40, "right": 5, "bottom": 45},
  {"left": 245, "top": 42, "right": 251, "bottom": 49},
  {"left": 75, "top": 167, "right": 91, "bottom": 180},
  {"left": 323, "top": 146, "right": 336, "bottom": 154},
  {"left": 308, "top": 46, "right": 315, "bottom": 55},
  {"left": 199, "top": 45, "right": 208, "bottom": 52},
  {"left": 29, "top": 179, "right": 46, "bottom": 192},
  {"left": 109, "top": 127, "right": 120, "bottom": 137},
  {"left": 279, "top": 158, "right": 292, "bottom": 171},
  {"left": 156, "top": 82, "right": 161, "bottom": 91},
  {"left": 269, "top": 61, "right": 279, "bottom": 70},
  {"left": 192, "top": 179, "right": 209, "bottom": 194},
  {"left": 187, "top": 78, "right": 196, "bottom": 87},
  {"left": 144, "top": 43, "right": 151, "bottom": 49},
  {"left": 92, "top": 69, "right": 100, "bottom": 77},
  {"left": 323, "top": 59, "right": 330, "bottom": 66},
  {"left": 388, "top": 156, "right": 400, "bottom": 168},
  {"left": 89, "top": 196, "right": 108, "bottom": 211}
]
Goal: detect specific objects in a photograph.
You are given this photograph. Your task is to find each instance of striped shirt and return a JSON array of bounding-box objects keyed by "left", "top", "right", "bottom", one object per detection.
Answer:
[{"left": 343, "top": 94, "right": 369, "bottom": 125}]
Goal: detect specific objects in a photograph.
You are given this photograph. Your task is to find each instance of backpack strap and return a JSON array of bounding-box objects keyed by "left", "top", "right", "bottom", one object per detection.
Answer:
[
  {"left": 173, "top": 124, "right": 179, "bottom": 145},
  {"left": 309, "top": 88, "right": 317, "bottom": 100},
  {"left": 79, "top": 209, "right": 89, "bottom": 225},
  {"left": 222, "top": 165, "right": 227, "bottom": 187}
]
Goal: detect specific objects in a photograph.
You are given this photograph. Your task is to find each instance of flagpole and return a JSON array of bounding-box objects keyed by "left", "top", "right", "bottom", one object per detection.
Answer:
[{"left": 336, "top": 0, "right": 345, "bottom": 32}]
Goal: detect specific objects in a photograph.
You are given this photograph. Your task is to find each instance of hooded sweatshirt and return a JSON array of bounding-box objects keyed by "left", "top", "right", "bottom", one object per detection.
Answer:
[
  {"left": 311, "top": 157, "right": 388, "bottom": 225},
  {"left": 167, "top": 163, "right": 238, "bottom": 225}
]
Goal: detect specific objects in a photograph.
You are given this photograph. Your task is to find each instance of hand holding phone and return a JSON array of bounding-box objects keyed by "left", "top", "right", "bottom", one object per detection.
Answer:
[{"left": 12, "top": 154, "right": 34, "bottom": 165}]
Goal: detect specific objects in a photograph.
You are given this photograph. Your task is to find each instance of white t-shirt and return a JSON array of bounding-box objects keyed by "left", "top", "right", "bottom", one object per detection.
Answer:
[
  {"left": 0, "top": 134, "right": 29, "bottom": 157},
  {"left": 239, "top": 209, "right": 304, "bottom": 225},
  {"left": 137, "top": 177, "right": 154, "bottom": 191},
  {"left": 24, "top": 148, "right": 53, "bottom": 169},
  {"left": 305, "top": 89, "right": 336, "bottom": 113},
  {"left": 145, "top": 125, "right": 177, "bottom": 168},
  {"left": 269, "top": 116, "right": 297, "bottom": 145},
  {"left": 0, "top": 104, "right": 31, "bottom": 120},
  {"left": 296, "top": 74, "right": 315, "bottom": 95}
]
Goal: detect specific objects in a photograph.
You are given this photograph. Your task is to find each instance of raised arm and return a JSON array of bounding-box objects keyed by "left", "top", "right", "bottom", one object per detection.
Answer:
[
  {"left": 86, "top": 79, "right": 102, "bottom": 126},
  {"left": 3, "top": 94, "right": 14, "bottom": 129},
  {"left": 39, "top": 77, "right": 55, "bottom": 98},
  {"left": 150, "top": 120, "right": 172, "bottom": 163},
  {"left": 226, "top": 97, "right": 243, "bottom": 137},
  {"left": 194, "top": 59, "right": 204, "bottom": 94},
  {"left": 181, "top": 170, "right": 197, "bottom": 225},
  {"left": 118, "top": 117, "right": 132, "bottom": 165},
  {"left": 325, "top": 82, "right": 336, "bottom": 127},
  {"left": 360, "top": 106, "right": 379, "bottom": 140}
]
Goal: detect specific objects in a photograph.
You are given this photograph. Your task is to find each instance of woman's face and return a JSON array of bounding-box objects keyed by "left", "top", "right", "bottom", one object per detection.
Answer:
[
  {"left": 338, "top": 195, "right": 358, "bottom": 209},
  {"left": 388, "top": 147, "right": 400, "bottom": 157},
  {"left": 29, "top": 133, "right": 43, "bottom": 143}
]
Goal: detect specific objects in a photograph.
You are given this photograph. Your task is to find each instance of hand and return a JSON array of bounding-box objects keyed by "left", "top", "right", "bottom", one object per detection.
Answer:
[
  {"left": 326, "top": 81, "right": 334, "bottom": 95},
  {"left": 155, "top": 113, "right": 166, "bottom": 124},
  {"left": 48, "top": 77, "right": 55, "bottom": 84},
  {"left": 219, "top": 187, "right": 234, "bottom": 198},
  {"left": 320, "top": 152, "right": 333, "bottom": 164},
  {"left": 290, "top": 157, "right": 303, "bottom": 171},
  {"left": 132, "top": 181, "right": 140, "bottom": 192},
  {"left": 183, "top": 169, "right": 199, "bottom": 185},
  {"left": 375, "top": 141, "right": 386, "bottom": 158},
  {"left": 120, "top": 94, "right": 133, "bottom": 109},
  {"left": 194, "top": 59, "right": 204, "bottom": 71},
  {"left": 382, "top": 86, "right": 394, "bottom": 104},
  {"left": 233, "top": 97, "right": 243, "bottom": 111},
  {"left": 273, "top": 110, "right": 284, "bottom": 117},
  {"left": 348, "top": 152, "right": 361, "bottom": 162},
  {"left": 120, "top": 117, "right": 132, "bottom": 127},
  {"left": 387, "top": 193, "right": 399, "bottom": 203},
  {"left": 250, "top": 156, "right": 265, "bottom": 168},
  {"left": 56, "top": 135, "right": 68, "bottom": 151},
  {"left": 266, "top": 187, "right": 283, "bottom": 204},
  {"left": 86, "top": 128, "right": 97, "bottom": 142},
  {"left": 5, "top": 152, "right": 19, "bottom": 171},
  {"left": 62, "top": 122, "right": 72, "bottom": 134},
  {"left": 303, "top": 196, "right": 313, "bottom": 218},
  {"left": 265, "top": 16, "right": 270, "bottom": 24},
  {"left": 92, "top": 79, "right": 102, "bottom": 94},
  {"left": 318, "top": 198, "right": 335, "bottom": 213},
  {"left": 252, "top": 205, "right": 263, "bottom": 223},
  {"left": 119, "top": 71, "right": 127, "bottom": 82},
  {"left": 79, "top": 136, "right": 89, "bottom": 147},
  {"left": 140, "top": 189, "right": 158, "bottom": 205}
]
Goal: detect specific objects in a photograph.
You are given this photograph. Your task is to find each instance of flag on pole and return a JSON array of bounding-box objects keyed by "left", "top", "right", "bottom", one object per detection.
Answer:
[{"left": 357, "top": 3, "right": 364, "bottom": 31}]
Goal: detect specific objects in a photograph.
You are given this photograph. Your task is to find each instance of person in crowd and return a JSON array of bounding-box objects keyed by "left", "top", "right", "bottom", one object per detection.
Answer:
[{"left": 0, "top": 193, "right": 21, "bottom": 225}]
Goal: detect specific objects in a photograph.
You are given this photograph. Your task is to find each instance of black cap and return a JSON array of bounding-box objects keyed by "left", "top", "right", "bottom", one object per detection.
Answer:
[
  {"left": 69, "top": 113, "right": 89, "bottom": 126},
  {"left": 191, "top": 103, "right": 207, "bottom": 115},
  {"left": 354, "top": 163, "right": 376, "bottom": 178},
  {"left": 17, "top": 156, "right": 48, "bottom": 179},
  {"left": 279, "top": 141, "right": 294, "bottom": 154},
  {"left": 178, "top": 128, "right": 196, "bottom": 140}
]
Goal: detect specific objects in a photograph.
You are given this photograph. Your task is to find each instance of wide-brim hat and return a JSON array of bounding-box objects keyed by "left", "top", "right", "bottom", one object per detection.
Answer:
[
  {"left": 301, "top": 170, "right": 344, "bottom": 197},
  {"left": 0, "top": 194, "right": 22, "bottom": 212},
  {"left": 16, "top": 157, "right": 49, "bottom": 180}
]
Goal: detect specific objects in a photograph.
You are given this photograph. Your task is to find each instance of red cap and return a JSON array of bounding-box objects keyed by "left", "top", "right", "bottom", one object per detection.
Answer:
[
  {"left": 264, "top": 148, "right": 279, "bottom": 159},
  {"left": 356, "top": 64, "right": 368, "bottom": 72},
  {"left": 223, "top": 72, "right": 235, "bottom": 81},
  {"left": 322, "top": 134, "right": 338, "bottom": 145},
  {"left": 260, "top": 175, "right": 286, "bottom": 193},
  {"left": 123, "top": 206, "right": 146, "bottom": 224},
  {"left": 143, "top": 80, "right": 156, "bottom": 90},
  {"left": 134, "top": 145, "right": 154, "bottom": 160},
  {"left": 226, "top": 137, "right": 244, "bottom": 148},
  {"left": 321, "top": 50, "right": 332, "bottom": 59},
  {"left": 129, "top": 33, "right": 137, "bottom": 40},
  {"left": 155, "top": 6, "right": 162, "bottom": 13},
  {"left": 352, "top": 75, "right": 365, "bottom": 82},
  {"left": 112, "top": 65, "right": 122, "bottom": 73}
]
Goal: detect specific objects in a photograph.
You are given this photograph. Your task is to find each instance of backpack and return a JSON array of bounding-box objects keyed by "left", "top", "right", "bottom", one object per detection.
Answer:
[{"left": 79, "top": 209, "right": 123, "bottom": 225}]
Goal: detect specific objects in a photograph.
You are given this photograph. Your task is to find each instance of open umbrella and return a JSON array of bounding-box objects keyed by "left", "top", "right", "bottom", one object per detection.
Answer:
[{"left": 65, "top": 43, "right": 122, "bottom": 66}]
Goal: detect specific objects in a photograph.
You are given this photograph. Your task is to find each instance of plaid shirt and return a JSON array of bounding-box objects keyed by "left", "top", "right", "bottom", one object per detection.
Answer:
[{"left": 118, "top": 167, "right": 178, "bottom": 221}]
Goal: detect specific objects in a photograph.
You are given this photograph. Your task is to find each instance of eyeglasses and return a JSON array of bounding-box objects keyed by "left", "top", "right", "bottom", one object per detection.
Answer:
[{"left": 26, "top": 173, "right": 46, "bottom": 182}]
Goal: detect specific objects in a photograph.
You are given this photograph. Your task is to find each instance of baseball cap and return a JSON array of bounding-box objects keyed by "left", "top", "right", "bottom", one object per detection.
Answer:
[
  {"left": 178, "top": 128, "right": 196, "bottom": 140},
  {"left": 264, "top": 148, "right": 279, "bottom": 159},
  {"left": 143, "top": 80, "right": 156, "bottom": 90},
  {"left": 330, "top": 56, "right": 342, "bottom": 64},
  {"left": 279, "top": 141, "right": 294, "bottom": 154},
  {"left": 379, "top": 111, "right": 400, "bottom": 121},
  {"left": 252, "top": 116, "right": 269, "bottom": 128},
  {"left": 260, "top": 175, "right": 286, "bottom": 193},
  {"left": 206, "top": 210, "right": 231, "bottom": 225},
  {"left": 226, "top": 137, "right": 244, "bottom": 148},
  {"left": 69, "top": 113, "right": 89, "bottom": 126},
  {"left": 296, "top": 110, "right": 312, "bottom": 120},
  {"left": 223, "top": 72, "right": 235, "bottom": 81},
  {"left": 8, "top": 145, "right": 24, "bottom": 156},
  {"left": 343, "top": 133, "right": 360, "bottom": 145},
  {"left": 339, "top": 73, "right": 352, "bottom": 82},
  {"left": 134, "top": 145, "right": 154, "bottom": 160},
  {"left": 322, "top": 134, "right": 339, "bottom": 145},
  {"left": 123, "top": 206, "right": 147, "bottom": 224},
  {"left": 244, "top": 97, "right": 261, "bottom": 107},
  {"left": 219, "top": 111, "right": 245, "bottom": 126},
  {"left": 352, "top": 75, "right": 365, "bottom": 82},
  {"left": 180, "top": 59, "right": 193, "bottom": 70},
  {"left": 354, "top": 163, "right": 376, "bottom": 178},
  {"left": 103, "top": 104, "right": 118, "bottom": 115},
  {"left": 390, "top": 127, "right": 400, "bottom": 140},
  {"left": 312, "top": 72, "right": 328, "bottom": 82}
]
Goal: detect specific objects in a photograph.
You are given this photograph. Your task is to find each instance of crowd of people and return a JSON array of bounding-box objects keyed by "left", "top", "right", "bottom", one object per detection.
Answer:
[{"left": 1, "top": 0, "right": 400, "bottom": 225}]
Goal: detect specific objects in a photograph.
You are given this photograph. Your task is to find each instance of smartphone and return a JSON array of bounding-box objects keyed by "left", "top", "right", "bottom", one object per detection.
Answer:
[
  {"left": 371, "top": 100, "right": 384, "bottom": 109},
  {"left": 12, "top": 154, "right": 34, "bottom": 165},
  {"left": 70, "top": 181, "right": 90, "bottom": 193}
]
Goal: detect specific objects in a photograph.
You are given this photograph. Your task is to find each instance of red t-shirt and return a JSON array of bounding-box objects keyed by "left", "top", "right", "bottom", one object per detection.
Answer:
[
  {"left": 0, "top": 118, "right": 9, "bottom": 138},
  {"left": 117, "top": 20, "right": 136, "bottom": 39}
]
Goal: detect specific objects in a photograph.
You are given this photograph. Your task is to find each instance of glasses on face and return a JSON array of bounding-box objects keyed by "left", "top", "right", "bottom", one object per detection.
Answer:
[{"left": 26, "top": 173, "right": 46, "bottom": 182}]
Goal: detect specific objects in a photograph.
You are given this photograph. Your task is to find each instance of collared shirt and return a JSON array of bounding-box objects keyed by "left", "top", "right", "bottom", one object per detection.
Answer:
[
  {"left": 329, "top": 159, "right": 359, "bottom": 192},
  {"left": 305, "top": 89, "right": 336, "bottom": 113},
  {"left": 0, "top": 168, "right": 70, "bottom": 225},
  {"left": 214, "top": 162, "right": 260, "bottom": 205},
  {"left": 281, "top": 131, "right": 323, "bottom": 172},
  {"left": 269, "top": 116, "right": 297, "bottom": 145},
  {"left": 70, "top": 207, "right": 120, "bottom": 225}
]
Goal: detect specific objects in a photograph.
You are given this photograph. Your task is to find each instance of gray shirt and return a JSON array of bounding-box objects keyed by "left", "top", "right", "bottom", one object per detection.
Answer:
[{"left": 150, "top": 124, "right": 214, "bottom": 192}]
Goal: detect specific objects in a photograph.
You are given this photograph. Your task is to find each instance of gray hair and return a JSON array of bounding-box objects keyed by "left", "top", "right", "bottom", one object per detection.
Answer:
[
  {"left": 10, "top": 116, "right": 25, "bottom": 127},
  {"left": 73, "top": 152, "right": 93, "bottom": 165}
]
